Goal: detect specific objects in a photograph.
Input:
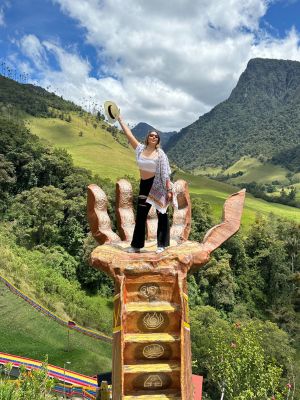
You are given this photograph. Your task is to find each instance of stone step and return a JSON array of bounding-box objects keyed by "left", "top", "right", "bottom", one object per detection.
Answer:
[
  {"left": 126, "top": 301, "right": 179, "bottom": 313},
  {"left": 124, "top": 395, "right": 181, "bottom": 400},
  {"left": 125, "top": 333, "right": 180, "bottom": 343},
  {"left": 124, "top": 362, "right": 180, "bottom": 374}
]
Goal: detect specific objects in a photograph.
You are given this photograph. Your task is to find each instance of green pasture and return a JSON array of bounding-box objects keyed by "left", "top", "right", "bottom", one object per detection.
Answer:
[
  {"left": 28, "top": 115, "right": 139, "bottom": 180},
  {"left": 0, "top": 281, "right": 112, "bottom": 375},
  {"left": 193, "top": 166, "right": 222, "bottom": 176},
  {"left": 294, "top": 182, "right": 300, "bottom": 200},
  {"left": 224, "top": 156, "right": 290, "bottom": 184},
  {"left": 293, "top": 172, "right": 300, "bottom": 183},
  {"left": 175, "top": 172, "right": 300, "bottom": 227}
]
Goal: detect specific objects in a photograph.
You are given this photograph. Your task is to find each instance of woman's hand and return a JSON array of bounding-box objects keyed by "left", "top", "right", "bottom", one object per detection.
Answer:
[{"left": 167, "top": 191, "right": 173, "bottom": 202}]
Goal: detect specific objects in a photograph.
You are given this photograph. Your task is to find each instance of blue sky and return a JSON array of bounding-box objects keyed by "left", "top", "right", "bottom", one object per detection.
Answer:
[{"left": 1, "top": 0, "right": 300, "bottom": 130}]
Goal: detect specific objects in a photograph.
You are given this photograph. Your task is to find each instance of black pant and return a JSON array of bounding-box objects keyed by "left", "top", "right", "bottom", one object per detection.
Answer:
[{"left": 131, "top": 177, "right": 170, "bottom": 249}]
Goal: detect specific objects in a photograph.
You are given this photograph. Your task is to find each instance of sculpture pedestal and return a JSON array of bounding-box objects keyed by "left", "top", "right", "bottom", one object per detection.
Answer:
[{"left": 91, "top": 243, "right": 198, "bottom": 400}]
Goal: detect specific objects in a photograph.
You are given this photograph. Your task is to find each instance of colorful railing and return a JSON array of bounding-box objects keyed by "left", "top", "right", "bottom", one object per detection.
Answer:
[
  {"left": 53, "top": 383, "right": 98, "bottom": 398},
  {"left": 0, "top": 352, "right": 98, "bottom": 388},
  {"left": 0, "top": 353, "right": 113, "bottom": 399},
  {"left": 0, "top": 274, "right": 112, "bottom": 343}
]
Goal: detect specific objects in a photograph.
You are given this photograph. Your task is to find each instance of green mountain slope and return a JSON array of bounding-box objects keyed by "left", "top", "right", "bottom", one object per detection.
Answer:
[
  {"left": 223, "top": 156, "right": 290, "bottom": 184},
  {"left": 0, "top": 75, "right": 80, "bottom": 116},
  {"left": 29, "top": 115, "right": 138, "bottom": 180},
  {"left": 167, "top": 58, "right": 300, "bottom": 170},
  {"left": 175, "top": 172, "right": 300, "bottom": 226}
]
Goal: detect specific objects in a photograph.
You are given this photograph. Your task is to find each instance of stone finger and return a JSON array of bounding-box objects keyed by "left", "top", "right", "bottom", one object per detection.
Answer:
[
  {"left": 170, "top": 180, "right": 191, "bottom": 242},
  {"left": 116, "top": 179, "right": 135, "bottom": 241},
  {"left": 87, "top": 184, "right": 120, "bottom": 244}
]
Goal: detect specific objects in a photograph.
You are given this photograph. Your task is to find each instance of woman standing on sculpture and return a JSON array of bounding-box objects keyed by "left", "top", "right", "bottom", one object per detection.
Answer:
[{"left": 116, "top": 114, "right": 173, "bottom": 254}]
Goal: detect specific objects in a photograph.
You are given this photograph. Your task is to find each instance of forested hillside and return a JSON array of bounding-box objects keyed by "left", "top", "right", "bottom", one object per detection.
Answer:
[
  {"left": 0, "top": 75, "right": 81, "bottom": 116},
  {"left": 166, "top": 58, "right": 300, "bottom": 171}
]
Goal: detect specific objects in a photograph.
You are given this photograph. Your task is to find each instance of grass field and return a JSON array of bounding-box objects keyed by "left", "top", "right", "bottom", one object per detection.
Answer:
[
  {"left": 175, "top": 171, "right": 300, "bottom": 226},
  {"left": 28, "top": 115, "right": 139, "bottom": 181},
  {"left": 0, "top": 281, "right": 112, "bottom": 375},
  {"left": 224, "top": 156, "right": 290, "bottom": 184},
  {"left": 294, "top": 182, "right": 300, "bottom": 200}
]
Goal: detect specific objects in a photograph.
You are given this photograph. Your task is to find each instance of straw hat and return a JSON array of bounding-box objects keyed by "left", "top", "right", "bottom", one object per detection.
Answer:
[{"left": 104, "top": 100, "right": 120, "bottom": 124}]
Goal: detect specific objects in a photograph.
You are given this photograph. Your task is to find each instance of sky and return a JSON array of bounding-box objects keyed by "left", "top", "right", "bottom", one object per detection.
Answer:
[{"left": 1, "top": 0, "right": 300, "bottom": 131}]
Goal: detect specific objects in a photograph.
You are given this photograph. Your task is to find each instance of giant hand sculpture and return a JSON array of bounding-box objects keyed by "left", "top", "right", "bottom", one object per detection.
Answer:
[{"left": 87, "top": 179, "right": 245, "bottom": 400}]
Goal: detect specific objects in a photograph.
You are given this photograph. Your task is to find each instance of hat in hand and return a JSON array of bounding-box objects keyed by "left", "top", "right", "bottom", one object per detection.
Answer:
[{"left": 104, "top": 101, "right": 120, "bottom": 124}]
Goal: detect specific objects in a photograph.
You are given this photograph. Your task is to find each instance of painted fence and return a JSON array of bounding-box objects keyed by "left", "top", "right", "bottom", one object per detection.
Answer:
[
  {"left": 0, "top": 352, "right": 98, "bottom": 388},
  {"left": 0, "top": 352, "right": 111, "bottom": 399}
]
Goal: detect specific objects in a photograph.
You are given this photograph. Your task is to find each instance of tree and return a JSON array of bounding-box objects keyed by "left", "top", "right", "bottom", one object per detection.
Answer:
[
  {"left": 10, "top": 186, "right": 66, "bottom": 246},
  {"left": 0, "top": 154, "right": 16, "bottom": 215},
  {"left": 245, "top": 217, "right": 292, "bottom": 311},
  {"left": 196, "top": 252, "right": 237, "bottom": 312},
  {"left": 191, "top": 308, "right": 293, "bottom": 400},
  {"left": 189, "top": 196, "right": 213, "bottom": 242},
  {"left": 205, "top": 321, "right": 286, "bottom": 399}
]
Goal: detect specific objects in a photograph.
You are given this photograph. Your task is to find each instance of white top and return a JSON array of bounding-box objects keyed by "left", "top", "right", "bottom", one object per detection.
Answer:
[{"left": 137, "top": 154, "right": 158, "bottom": 172}]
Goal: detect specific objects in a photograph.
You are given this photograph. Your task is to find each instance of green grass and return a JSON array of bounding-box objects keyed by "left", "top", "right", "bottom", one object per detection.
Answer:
[
  {"left": 0, "top": 281, "right": 112, "bottom": 375},
  {"left": 175, "top": 172, "right": 300, "bottom": 227},
  {"left": 0, "top": 225, "right": 113, "bottom": 336},
  {"left": 294, "top": 182, "right": 300, "bottom": 200},
  {"left": 193, "top": 166, "right": 222, "bottom": 176},
  {"left": 28, "top": 115, "right": 139, "bottom": 180},
  {"left": 224, "top": 156, "right": 290, "bottom": 184}
]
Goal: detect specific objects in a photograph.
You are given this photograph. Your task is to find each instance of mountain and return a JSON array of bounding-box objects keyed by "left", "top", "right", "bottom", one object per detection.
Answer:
[
  {"left": 166, "top": 58, "right": 300, "bottom": 171},
  {"left": 132, "top": 122, "right": 177, "bottom": 148},
  {"left": 0, "top": 75, "right": 81, "bottom": 116}
]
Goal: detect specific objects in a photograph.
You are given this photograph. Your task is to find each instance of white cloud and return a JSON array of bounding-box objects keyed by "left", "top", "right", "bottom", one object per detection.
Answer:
[
  {"left": 19, "top": 34, "right": 48, "bottom": 70},
  {"left": 17, "top": 1, "right": 300, "bottom": 130},
  {"left": 0, "top": 10, "right": 4, "bottom": 26},
  {"left": 0, "top": 1, "right": 9, "bottom": 26}
]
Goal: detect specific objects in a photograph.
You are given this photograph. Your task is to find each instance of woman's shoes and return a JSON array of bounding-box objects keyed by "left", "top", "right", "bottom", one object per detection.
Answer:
[
  {"left": 127, "top": 247, "right": 141, "bottom": 253},
  {"left": 127, "top": 246, "right": 165, "bottom": 254}
]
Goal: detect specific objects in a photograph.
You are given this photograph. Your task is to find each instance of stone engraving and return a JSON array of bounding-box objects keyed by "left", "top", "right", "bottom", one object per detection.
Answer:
[
  {"left": 133, "top": 373, "right": 171, "bottom": 390},
  {"left": 139, "top": 283, "right": 160, "bottom": 301},
  {"left": 144, "top": 374, "right": 163, "bottom": 388},
  {"left": 143, "top": 312, "right": 164, "bottom": 330},
  {"left": 143, "top": 344, "right": 165, "bottom": 359}
]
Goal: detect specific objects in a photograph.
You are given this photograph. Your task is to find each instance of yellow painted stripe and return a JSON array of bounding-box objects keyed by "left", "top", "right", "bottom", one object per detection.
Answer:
[
  {"left": 113, "top": 326, "right": 122, "bottom": 333},
  {"left": 183, "top": 322, "right": 190, "bottom": 330},
  {"left": 124, "top": 333, "right": 180, "bottom": 343},
  {"left": 0, "top": 353, "right": 97, "bottom": 384},
  {"left": 114, "top": 293, "right": 120, "bottom": 300},
  {"left": 126, "top": 302, "right": 179, "bottom": 312},
  {"left": 182, "top": 292, "right": 188, "bottom": 300},
  {"left": 124, "top": 362, "right": 180, "bottom": 373}
]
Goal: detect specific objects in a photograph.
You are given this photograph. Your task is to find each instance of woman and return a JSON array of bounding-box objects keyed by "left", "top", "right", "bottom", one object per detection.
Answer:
[{"left": 117, "top": 115, "right": 174, "bottom": 253}]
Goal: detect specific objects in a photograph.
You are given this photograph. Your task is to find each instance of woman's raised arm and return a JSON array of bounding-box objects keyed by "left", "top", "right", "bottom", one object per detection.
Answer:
[{"left": 117, "top": 116, "right": 139, "bottom": 150}]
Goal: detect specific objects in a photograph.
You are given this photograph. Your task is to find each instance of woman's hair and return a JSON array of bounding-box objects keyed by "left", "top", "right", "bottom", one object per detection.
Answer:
[{"left": 145, "top": 130, "right": 161, "bottom": 148}]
